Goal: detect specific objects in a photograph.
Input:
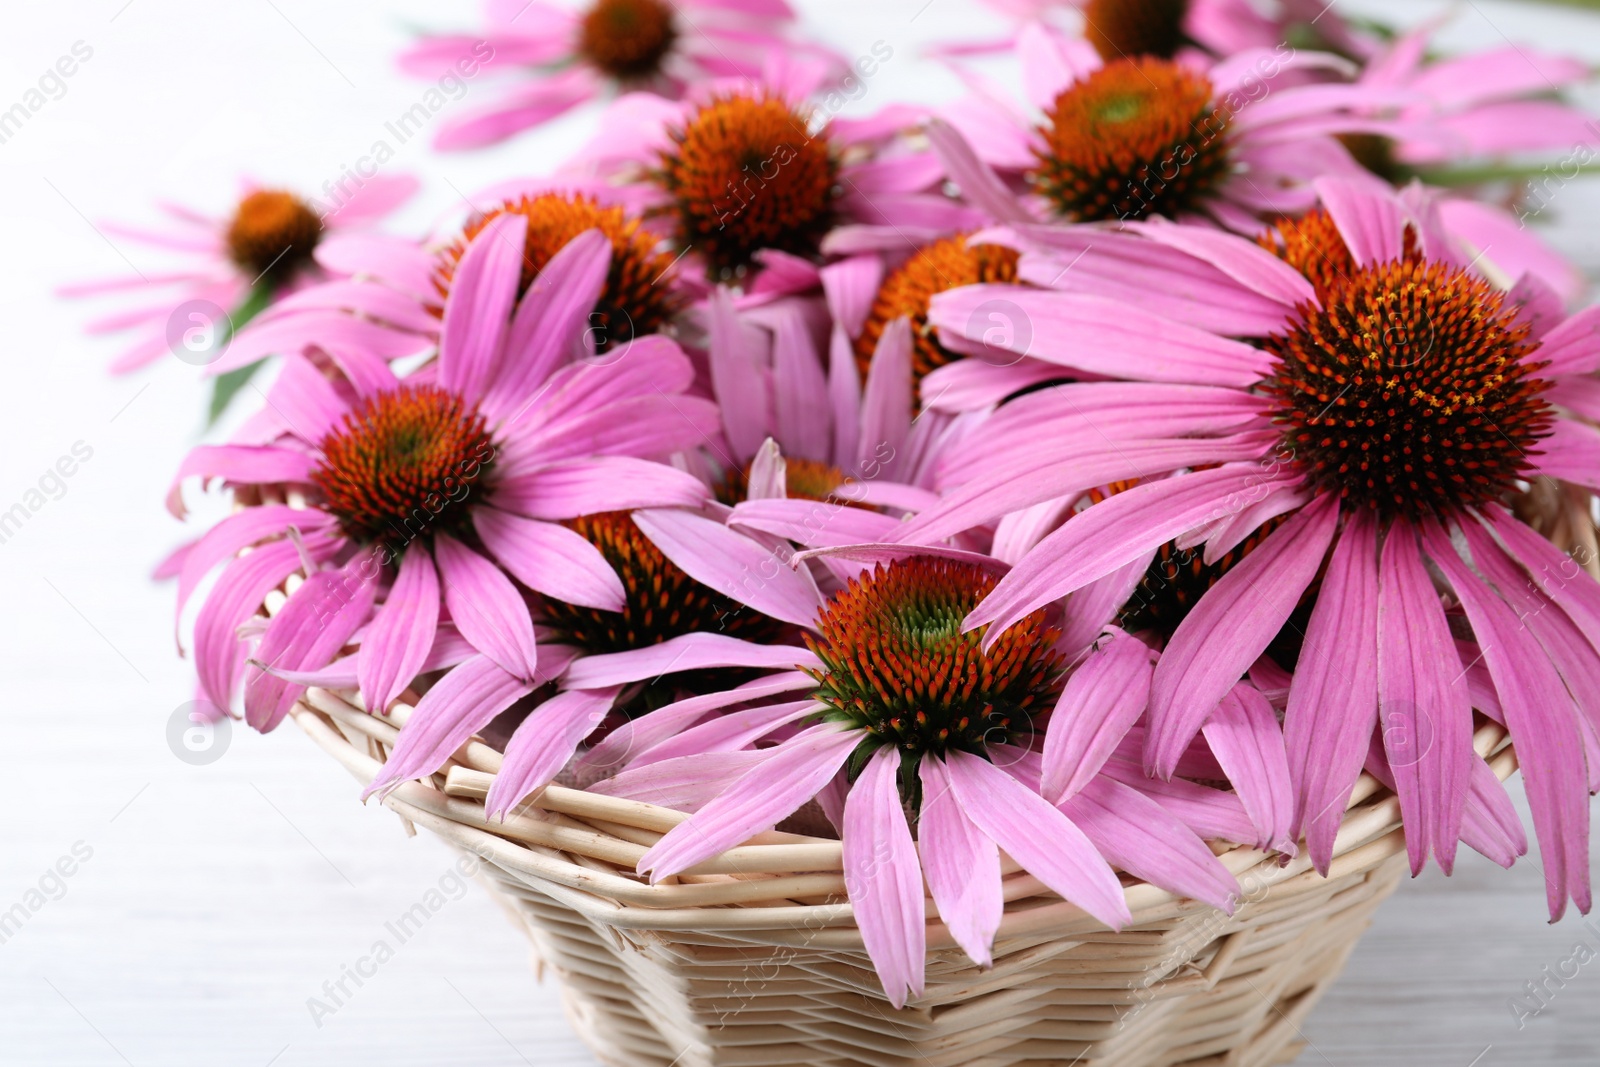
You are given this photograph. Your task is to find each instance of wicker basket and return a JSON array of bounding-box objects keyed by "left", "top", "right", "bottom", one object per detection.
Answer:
[{"left": 289, "top": 686, "right": 1517, "bottom": 1067}]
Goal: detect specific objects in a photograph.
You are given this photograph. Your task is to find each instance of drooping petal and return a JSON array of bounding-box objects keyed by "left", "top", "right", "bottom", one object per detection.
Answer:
[
  {"left": 919, "top": 756, "right": 1002, "bottom": 969},
  {"left": 1284, "top": 511, "right": 1380, "bottom": 873},
  {"left": 1376, "top": 523, "right": 1472, "bottom": 875},
  {"left": 561, "top": 631, "right": 817, "bottom": 690},
  {"left": 638, "top": 723, "right": 858, "bottom": 879},
  {"left": 1059, "top": 777, "right": 1239, "bottom": 911},
  {"left": 1201, "top": 685, "right": 1295, "bottom": 854},
  {"left": 245, "top": 557, "right": 377, "bottom": 732},
  {"left": 1146, "top": 494, "right": 1339, "bottom": 777},
  {"left": 627, "top": 700, "right": 818, "bottom": 768},
  {"left": 194, "top": 542, "right": 303, "bottom": 710},
  {"left": 1424, "top": 522, "right": 1591, "bottom": 919},
  {"left": 858, "top": 317, "right": 913, "bottom": 475},
  {"left": 489, "top": 455, "right": 710, "bottom": 521},
  {"left": 1040, "top": 632, "right": 1153, "bottom": 804},
  {"left": 485, "top": 686, "right": 623, "bottom": 819},
  {"left": 363, "top": 655, "right": 535, "bottom": 800},
  {"left": 474, "top": 506, "right": 624, "bottom": 611},
  {"left": 632, "top": 508, "right": 825, "bottom": 629},
  {"left": 357, "top": 547, "right": 440, "bottom": 714},
  {"left": 944, "top": 750, "right": 1131, "bottom": 930},
  {"left": 432, "top": 533, "right": 539, "bottom": 682},
  {"left": 845, "top": 747, "right": 927, "bottom": 1008}
]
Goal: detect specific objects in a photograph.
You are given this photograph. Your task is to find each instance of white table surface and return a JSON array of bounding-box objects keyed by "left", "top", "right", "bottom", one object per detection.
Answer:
[{"left": 2, "top": 1, "right": 1598, "bottom": 1063}]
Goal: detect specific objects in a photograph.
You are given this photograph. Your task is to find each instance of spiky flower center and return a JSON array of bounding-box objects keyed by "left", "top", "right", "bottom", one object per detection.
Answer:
[
  {"left": 1264, "top": 259, "right": 1551, "bottom": 521},
  {"left": 312, "top": 385, "right": 495, "bottom": 548},
  {"left": 1083, "top": 0, "right": 1189, "bottom": 60},
  {"left": 540, "top": 511, "right": 782, "bottom": 656},
  {"left": 806, "top": 558, "right": 1064, "bottom": 756},
  {"left": 226, "top": 190, "right": 323, "bottom": 281},
  {"left": 854, "top": 234, "right": 1021, "bottom": 390},
  {"left": 578, "top": 0, "right": 678, "bottom": 79},
  {"left": 436, "top": 194, "right": 682, "bottom": 350},
  {"left": 1031, "top": 59, "right": 1230, "bottom": 223},
  {"left": 658, "top": 94, "right": 838, "bottom": 278}
]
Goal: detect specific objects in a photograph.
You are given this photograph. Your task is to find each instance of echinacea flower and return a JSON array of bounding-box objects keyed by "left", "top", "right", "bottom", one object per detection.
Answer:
[
  {"left": 588, "top": 551, "right": 1239, "bottom": 1005},
  {"left": 571, "top": 70, "right": 982, "bottom": 279},
  {"left": 60, "top": 175, "right": 418, "bottom": 375},
  {"left": 170, "top": 216, "right": 718, "bottom": 753},
  {"left": 901, "top": 178, "right": 1600, "bottom": 918},
  {"left": 933, "top": 21, "right": 1384, "bottom": 231},
  {"left": 399, "top": 0, "right": 837, "bottom": 149}
]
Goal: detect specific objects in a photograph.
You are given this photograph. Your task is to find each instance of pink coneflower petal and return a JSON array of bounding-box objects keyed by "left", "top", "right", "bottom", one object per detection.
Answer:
[
  {"left": 1285, "top": 511, "right": 1380, "bottom": 873},
  {"left": 1057, "top": 554, "right": 1153, "bottom": 654},
  {"left": 1127, "top": 221, "right": 1317, "bottom": 309},
  {"left": 1437, "top": 199, "right": 1584, "bottom": 305},
  {"left": 744, "top": 440, "right": 787, "bottom": 501},
  {"left": 1483, "top": 507, "right": 1600, "bottom": 646},
  {"left": 167, "top": 445, "right": 316, "bottom": 519},
  {"left": 314, "top": 233, "right": 437, "bottom": 300},
  {"left": 843, "top": 747, "right": 927, "bottom": 1008},
  {"left": 212, "top": 313, "right": 423, "bottom": 377},
  {"left": 638, "top": 722, "right": 858, "bottom": 879},
  {"left": 1016, "top": 20, "right": 1098, "bottom": 109},
  {"left": 434, "top": 69, "right": 600, "bottom": 151},
  {"left": 474, "top": 507, "right": 625, "bottom": 612},
  {"left": 944, "top": 750, "right": 1131, "bottom": 930},
  {"left": 919, "top": 755, "right": 1003, "bottom": 969},
  {"left": 628, "top": 700, "right": 817, "bottom": 769},
  {"left": 859, "top": 317, "right": 913, "bottom": 471},
  {"left": 929, "top": 288, "right": 1270, "bottom": 387},
  {"left": 485, "top": 686, "right": 625, "bottom": 819},
  {"left": 266, "top": 354, "right": 348, "bottom": 443},
  {"left": 1040, "top": 631, "right": 1153, "bottom": 804},
  {"left": 633, "top": 508, "right": 825, "bottom": 629},
  {"left": 589, "top": 751, "right": 771, "bottom": 810},
  {"left": 357, "top": 547, "right": 441, "bottom": 715},
  {"left": 768, "top": 308, "right": 833, "bottom": 461},
  {"left": 1146, "top": 494, "right": 1338, "bottom": 778},
  {"left": 925, "top": 119, "right": 1033, "bottom": 226},
  {"left": 963, "top": 464, "right": 1293, "bottom": 642},
  {"left": 730, "top": 498, "right": 902, "bottom": 548},
  {"left": 1364, "top": 737, "right": 1527, "bottom": 869},
  {"left": 1529, "top": 419, "right": 1600, "bottom": 492},
  {"left": 490, "top": 456, "right": 710, "bottom": 521},
  {"left": 1201, "top": 685, "right": 1295, "bottom": 854},
  {"left": 708, "top": 288, "right": 774, "bottom": 464},
  {"left": 176, "top": 505, "right": 334, "bottom": 618},
  {"left": 1102, "top": 757, "right": 1256, "bottom": 844},
  {"left": 491, "top": 231, "right": 613, "bottom": 412},
  {"left": 562, "top": 632, "right": 819, "bottom": 690},
  {"left": 433, "top": 533, "right": 540, "bottom": 682},
  {"left": 439, "top": 212, "right": 526, "bottom": 404},
  {"left": 363, "top": 654, "right": 537, "bottom": 801},
  {"left": 245, "top": 557, "right": 377, "bottom": 732},
  {"left": 1058, "top": 777, "right": 1240, "bottom": 912},
  {"left": 263, "top": 280, "right": 442, "bottom": 334},
  {"left": 322, "top": 174, "right": 420, "bottom": 227},
  {"left": 1376, "top": 524, "right": 1472, "bottom": 876},
  {"left": 1424, "top": 522, "right": 1592, "bottom": 919},
  {"left": 195, "top": 542, "right": 306, "bottom": 710},
  {"left": 1314, "top": 176, "right": 1407, "bottom": 267},
  {"left": 576, "top": 670, "right": 817, "bottom": 774}
]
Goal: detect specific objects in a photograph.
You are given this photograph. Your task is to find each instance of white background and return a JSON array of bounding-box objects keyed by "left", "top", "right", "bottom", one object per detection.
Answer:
[{"left": 2, "top": 0, "right": 1599, "bottom": 1064}]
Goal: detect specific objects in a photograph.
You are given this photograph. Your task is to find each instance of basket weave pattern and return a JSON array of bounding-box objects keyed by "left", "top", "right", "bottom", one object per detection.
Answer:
[{"left": 291, "top": 687, "right": 1517, "bottom": 1067}]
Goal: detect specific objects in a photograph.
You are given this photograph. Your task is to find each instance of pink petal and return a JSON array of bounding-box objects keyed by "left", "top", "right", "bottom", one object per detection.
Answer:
[
  {"left": 845, "top": 747, "right": 928, "bottom": 1007},
  {"left": 1482, "top": 505, "right": 1600, "bottom": 654},
  {"left": 1315, "top": 177, "right": 1405, "bottom": 267},
  {"left": 1146, "top": 494, "right": 1338, "bottom": 777},
  {"left": 628, "top": 699, "right": 817, "bottom": 768},
  {"left": 1284, "top": 510, "right": 1381, "bottom": 872},
  {"left": 1126, "top": 219, "right": 1317, "bottom": 308},
  {"left": 925, "top": 119, "right": 1034, "bottom": 226},
  {"left": 919, "top": 756, "right": 1002, "bottom": 968},
  {"left": 176, "top": 505, "right": 333, "bottom": 617},
  {"left": 858, "top": 317, "right": 913, "bottom": 472},
  {"left": 765, "top": 304, "right": 833, "bottom": 463},
  {"left": 432, "top": 533, "right": 539, "bottom": 682},
  {"left": 1528, "top": 418, "right": 1600, "bottom": 492},
  {"left": 1201, "top": 685, "right": 1295, "bottom": 854},
  {"left": 1424, "top": 522, "right": 1591, "bottom": 919},
  {"left": 364, "top": 655, "right": 536, "bottom": 799},
  {"left": 1041, "top": 632, "right": 1153, "bottom": 803},
  {"left": 944, "top": 750, "right": 1131, "bottom": 930},
  {"left": 1059, "top": 777, "right": 1239, "bottom": 911},
  {"left": 561, "top": 632, "right": 817, "bottom": 690},
  {"left": 167, "top": 445, "right": 314, "bottom": 518},
  {"left": 1377, "top": 523, "right": 1472, "bottom": 875},
  {"left": 638, "top": 723, "right": 858, "bottom": 879},
  {"left": 314, "top": 233, "right": 436, "bottom": 299},
  {"left": 439, "top": 212, "right": 527, "bottom": 404},
  {"left": 245, "top": 557, "right": 377, "bottom": 732},
  {"left": 265, "top": 353, "right": 349, "bottom": 444},
  {"left": 358, "top": 548, "right": 440, "bottom": 714},
  {"left": 475, "top": 507, "right": 624, "bottom": 611},
  {"left": 589, "top": 751, "right": 771, "bottom": 811},
  {"left": 968, "top": 464, "right": 1295, "bottom": 648},
  {"left": 707, "top": 287, "right": 772, "bottom": 463},
  {"left": 488, "top": 229, "right": 612, "bottom": 415},
  {"left": 490, "top": 456, "right": 709, "bottom": 521},
  {"left": 1102, "top": 758, "right": 1256, "bottom": 844},
  {"left": 632, "top": 508, "right": 824, "bottom": 629},
  {"left": 485, "top": 686, "right": 623, "bottom": 818},
  {"left": 194, "top": 542, "right": 302, "bottom": 709}
]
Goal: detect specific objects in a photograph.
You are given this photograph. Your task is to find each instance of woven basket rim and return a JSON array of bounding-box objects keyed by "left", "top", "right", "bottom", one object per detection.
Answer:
[{"left": 286, "top": 682, "right": 1519, "bottom": 949}]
